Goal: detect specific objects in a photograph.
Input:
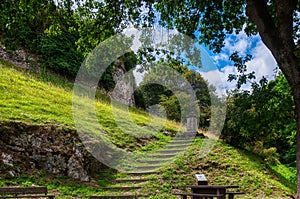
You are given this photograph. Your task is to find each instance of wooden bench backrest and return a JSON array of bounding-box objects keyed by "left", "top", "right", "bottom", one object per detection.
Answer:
[{"left": 0, "top": 187, "right": 48, "bottom": 195}]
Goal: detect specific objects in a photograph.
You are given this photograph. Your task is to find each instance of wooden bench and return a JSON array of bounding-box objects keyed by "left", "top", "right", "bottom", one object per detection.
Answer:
[
  {"left": 0, "top": 187, "right": 55, "bottom": 199},
  {"left": 174, "top": 192, "right": 226, "bottom": 199}
]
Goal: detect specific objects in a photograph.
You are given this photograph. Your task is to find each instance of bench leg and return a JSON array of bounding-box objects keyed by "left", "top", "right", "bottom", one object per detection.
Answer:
[
  {"left": 182, "top": 195, "right": 187, "bottom": 199},
  {"left": 228, "top": 193, "right": 234, "bottom": 199}
]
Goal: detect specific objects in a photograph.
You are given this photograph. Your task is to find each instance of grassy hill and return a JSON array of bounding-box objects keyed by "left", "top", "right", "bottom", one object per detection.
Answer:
[
  {"left": 0, "top": 58, "right": 296, "bottom": 198},
  {"left": 0, "top": 58, "right": 179, "bottom": 150}
]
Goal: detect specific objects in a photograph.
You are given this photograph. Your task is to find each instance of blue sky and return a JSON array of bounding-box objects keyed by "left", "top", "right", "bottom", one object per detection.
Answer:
[
  {"left": 125, "top": 25, "right": 278, "bottom": 95},
  {"left": 196, "top": 31, "right": 278, "bottom": 95},
  {"left": 119, "top": 4, "right": 279, "bottom": 95}
]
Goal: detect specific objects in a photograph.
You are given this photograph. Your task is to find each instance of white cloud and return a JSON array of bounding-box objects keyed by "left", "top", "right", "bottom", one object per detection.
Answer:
[
  {"left": 235, "top": 38, "right": 248, "bottom": 54},
  {"left": 202, "top": 34, "right": 277, "bottom": 95},
  {"left": 200, "top": 65, "right": 236, "bottom": 96},
  {"left": 246, "top": 40, "right": 278, "bottom": 81},
  {"left": 212, "top": 53, "right": 229, "bottom": 64},
  {"left": 223, "top": 32, "right": 253, "bottom": 55},
  {"left": 212, "top": 32, "right": 255, "bottom": 68}
]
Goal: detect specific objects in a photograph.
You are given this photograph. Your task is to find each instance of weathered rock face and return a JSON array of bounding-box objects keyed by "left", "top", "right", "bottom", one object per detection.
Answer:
[
  {"left": 108, "top": 60, "right": 136, "bottom": 106},
  {"left": 0, "top": 121, "right": 103, "bottom": 181},
  {"left": 0, "top": 44, "right": 39, "bottom": 71}
]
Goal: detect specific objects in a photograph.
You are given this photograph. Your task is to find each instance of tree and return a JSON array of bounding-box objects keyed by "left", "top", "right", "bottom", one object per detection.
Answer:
[
  {"left": 223, "top": 73, "right": 296, "bottom": 167},
  {"left": 136, "top": 62, "right": 213, "bottom": 127},
  {"left": 108, "top": 0, "right": 300, "bottom": 196},
  {"left": 0, "top": 0, "right": 57, "bottom": 51},
  {"left": 0, "top": 0, "right": 135, "bottom": 81}
]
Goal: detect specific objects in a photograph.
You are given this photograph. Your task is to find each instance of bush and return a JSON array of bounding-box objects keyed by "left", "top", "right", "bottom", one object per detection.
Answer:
[
  {"left": 38, "top": 27, "right": 83, "bottom": 77},
  {"left": 246, "top": 141, "right": 279, "bottom": 165}
]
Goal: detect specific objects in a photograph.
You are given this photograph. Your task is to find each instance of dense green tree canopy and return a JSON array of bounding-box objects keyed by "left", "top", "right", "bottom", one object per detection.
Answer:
[
  {"left": 136, "top": 62, "right": 213, "bottom": 127},
  {"left": 0, "top": 0, "right": 136, "bottom": 85},
  {"left": 223, "top": 73, "right": 296, "bottom": 166}
]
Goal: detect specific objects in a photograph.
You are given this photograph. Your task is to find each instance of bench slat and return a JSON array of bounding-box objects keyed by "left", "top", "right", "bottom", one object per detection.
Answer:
[
  {"left": 0, "top": 187, "right": 54, "bottom": 199},
  {"left": 0, "top": 187, "right": 48, "bottom": 195},
  {"left": 0, "top": 195, "right": 55, "bottom": 199}
]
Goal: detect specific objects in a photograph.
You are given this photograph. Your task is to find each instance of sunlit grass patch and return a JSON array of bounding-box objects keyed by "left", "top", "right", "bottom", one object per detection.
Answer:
[{"left": 0, "top": 59, "right": 180, "bottom": 151}]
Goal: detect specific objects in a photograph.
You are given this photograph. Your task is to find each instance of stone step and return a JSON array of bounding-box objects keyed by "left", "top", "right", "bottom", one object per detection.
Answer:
[
  {"left": 137, "top": 159, "right": 170, "bottom": 164},
  {"left": 126, "top": 170, "right": 158, "bottom": 175},
  {"left": 168, "top": 140, "right": 193, "bottom": 144},
  {"left": 156, "top": 149, "right": 182, "bottom": 154},
  {"left": 133, "top": 165, "right": 161, "bottom": 171},
  {"left": 135, "top": 162, "right": 165, "bottom": 167},
  {"left": 114, "top": 178, "right": 150, "bottom": 183},
  {"left": 90, "top": 194, "right": 147, "bottom": 199},
  {"left": 149, "top": 154, "right": 177, "bottom": 159},
  {"left": 164, "top": 144, "right": 190, "bottom": 148},
  {"left": 176, "top": 131, "right": 197, "bottom": 136},
  {"left": 98, "top": 186, "right": 142, "bottom": 191},
  {"left": 172, "top": 133, "right": 196, "bottom": 140}
]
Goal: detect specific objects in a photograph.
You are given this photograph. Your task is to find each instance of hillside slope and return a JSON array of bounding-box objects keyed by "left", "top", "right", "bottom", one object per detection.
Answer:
[
  {"left": 0, "top": 59, "right": 296, "bottom": 198},
  {"left": 0, "top": 58, "right": 179, "bottom": 149},
  {"left": 158, "top": 139, "right": 296, "bottom": 198}
]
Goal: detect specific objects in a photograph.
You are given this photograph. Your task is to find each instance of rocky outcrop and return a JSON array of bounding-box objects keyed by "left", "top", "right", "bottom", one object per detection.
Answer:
[
  {"left": 108, "top": 60, "right": 136, "bottom": 106},
  {"left": 0, "top": 44, "right": 39, "bottom": 71},
  {"left": 0, "top": 121, "right": 103, "bottom": 181}
]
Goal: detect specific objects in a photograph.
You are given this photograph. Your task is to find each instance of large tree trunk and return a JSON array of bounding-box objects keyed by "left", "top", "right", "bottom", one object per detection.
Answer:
[
  {"left": 289, "top": 71, "right": 300, "bottom": 198},
  {"left": 278, "top": 57, "right": 300, "bottom": 199},
  {"left": 246, "top": 0, "right": 299, "bottom": 197},
  {"left": 296, "top": 93, "right": 300, "bottom": 199}
]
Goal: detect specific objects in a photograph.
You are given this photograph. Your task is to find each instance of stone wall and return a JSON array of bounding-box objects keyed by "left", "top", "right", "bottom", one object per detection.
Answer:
[{"left": 0, "top": 121, "right": 103, "bottom": 181}]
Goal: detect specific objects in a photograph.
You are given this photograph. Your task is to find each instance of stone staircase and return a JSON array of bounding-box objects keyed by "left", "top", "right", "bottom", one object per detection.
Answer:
[
  {"left": 91, "top": 172, "right": 156, "bottom": 198},
  {"left": 90, "top": 132, "right": 196, "bottom": 198}
]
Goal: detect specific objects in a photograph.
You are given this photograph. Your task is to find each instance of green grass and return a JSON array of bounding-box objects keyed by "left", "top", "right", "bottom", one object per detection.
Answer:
[
  {"left": 0, "top": 173, "right": 106, "bottom": 198},
  {"left": 147, "top": 139, "right": 296, "bottom": 198},
  {"left": 0, "top": 59, "right": 73, "bottom": 124},
  {"left": 0, "top": 58, "right": 180, "bottom": 150},
  {"left": 270, "top": 164, "right": 297, "bottom": 189}
]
